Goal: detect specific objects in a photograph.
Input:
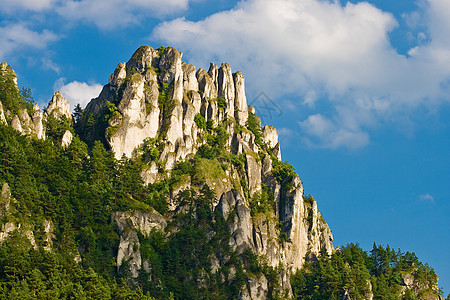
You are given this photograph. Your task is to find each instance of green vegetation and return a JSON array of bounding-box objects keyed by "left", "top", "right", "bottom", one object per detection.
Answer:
[
  {"left": 76, "top": 100, "right": 121, "bottom": 146},
  {"left": 0, "top": 67, "right": 35, "bottom": 116},
  {"left": 45, "top": 113, "right": 73, "bottom": 141},
  {"left": 140, "top": 137, "right": 160, "bottom": 163},
  {"left": 0, "top": 232, "right": 153, "bottom": 299},
  {"left": 217, "top": 97, "right": 226, "bottom": 110},
  {"left": 194, "top": 113, "right": 206, "bottom": 131},
  {"left": 291, "top": 243, "right": 440, "bottom": 300},
  {"left": 157, "top": 46, "right": 166, "bottom": 57},
  {"left": 0, "top": 62, "right": 443, "bottom": 300},
  {"left": 157, "top": 82, "right": 176, "bottom": 140},
  {"left": 249, "top": 184, "right": 275, "bottom": 217},
  {"left": 116, "top": 76, "right": 130, "bottom": 102},
  {"left": 134, "top": 186, "right": 250, "bottom": 299},
  {"left": 246, "top": 111, "right": 263, "bottom": 146},
  {"left": 0, "top": 123, "right": 157, "bottom": 298},
  {"left": 272, "top": 158, "right": 296, "bottom": 191}
]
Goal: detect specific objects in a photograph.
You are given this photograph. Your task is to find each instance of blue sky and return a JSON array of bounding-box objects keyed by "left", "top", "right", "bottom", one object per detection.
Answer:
[{"left": 1, "top": 0, "right": 449, "bottom": 294}]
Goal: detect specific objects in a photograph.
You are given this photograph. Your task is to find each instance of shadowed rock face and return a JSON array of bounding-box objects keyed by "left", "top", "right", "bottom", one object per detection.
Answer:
[{"left": 87, "top": 46, "right": 334, "bottom": 298}]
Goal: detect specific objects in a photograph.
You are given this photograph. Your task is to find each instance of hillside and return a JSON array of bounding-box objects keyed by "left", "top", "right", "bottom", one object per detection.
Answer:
[{"left": 0, "top": 48, "right": 445, "bottom": 299}]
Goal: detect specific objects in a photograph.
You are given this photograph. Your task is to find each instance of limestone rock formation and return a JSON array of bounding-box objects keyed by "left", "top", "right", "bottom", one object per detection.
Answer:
[
  {"left": 76, "top": 46, "right": 334, "bottom": 298},
  {"left": 0, "top": 183, "right": 47, "bottom": 251},
  {"left": 0, "top": 183, "right": 11, "bottom": 216},
  {"left": 0, "top": 101, "right": 6, "bottom": 125},
  {"left": 32, "top": 104, "right": 45, "bottom": 139},
  {"left": 399, "top": 273, "right": 444, "bottom": 300},
  {"left": 46, "top": 91, "right": 72, "bottom": 120},
  {"left": 2, "top": 49, "right": 336, "bottom": 299},
  {"left": 61, "top": 130, "right": 73, "bottom": 148},
  {"left": 1, "top": 50, "right": 444, "bottom": 300},
  {"left": 82, "top": 46, "right": 253, "bottom": 162},
  {"left": 112, "top": 210, "right": 167, "bottom": 279},
  {"left": 11, "top": 115, "right": 23, "bottom": 133},
  {"left": 0, "top": 63, "right": 70, "bottom": 141}
]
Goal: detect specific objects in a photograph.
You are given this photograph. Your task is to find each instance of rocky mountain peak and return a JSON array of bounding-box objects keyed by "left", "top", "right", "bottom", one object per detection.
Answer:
[
  {"left": 82, "top": 45, "right": 251, "bottom": 161},
  {"left": 46, "top": 91, "right": 72, "bottom": 120},
  {"left": 77, "top": 46, "right": 334, "bottom": 296}
]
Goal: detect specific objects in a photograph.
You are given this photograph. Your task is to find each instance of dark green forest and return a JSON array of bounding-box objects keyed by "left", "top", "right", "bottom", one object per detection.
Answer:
[{"left": 0, "top": 65, "right": 446, "bottom": 299}]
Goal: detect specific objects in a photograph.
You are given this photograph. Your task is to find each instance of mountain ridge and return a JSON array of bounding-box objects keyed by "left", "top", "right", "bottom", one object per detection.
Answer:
[
  {"left": 0, "top": 46, "right": 445, "bottom": 299},
  {"left": 76, "top": 45, "right": 335, "bottom": 296}
]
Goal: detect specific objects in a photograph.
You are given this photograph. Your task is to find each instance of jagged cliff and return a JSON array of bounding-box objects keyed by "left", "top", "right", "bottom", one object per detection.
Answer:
[{"left": 77, "top": 45, "right": 334, "bottom": 298}]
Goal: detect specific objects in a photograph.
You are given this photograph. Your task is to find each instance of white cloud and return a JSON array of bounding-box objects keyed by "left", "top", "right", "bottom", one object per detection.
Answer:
[
  {"left": 1, "top": 0, "right": 191, "bottom": 29},
  {"left": 0, "top": 23, "right": 59, "bottom": 60},
  {"left": 153, "top": 0, "right": 450, "bottom": 149},
  {"left": 419, "top": 193, "right": 435, "bottom": 204},
  {"left": 55, "top": 79, "right": 103, "bottom": 109},
  {"left": 41, "top": 58, "right": 61, "bottom": 74},
  {"left": 299, "top": 114, "right": 369, "bottom": 149},
  {"left": 56, "top": 0, "right": 190, "bottom": 29},
  {"left": 0, "top": 0, "right": 55, "bottom": 13}
]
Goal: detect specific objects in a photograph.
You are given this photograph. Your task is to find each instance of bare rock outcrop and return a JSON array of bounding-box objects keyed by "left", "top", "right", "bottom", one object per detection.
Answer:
[
  {"left": 61, "top": 130, "right": 73, "bottom": 148},
  {"left": 47, "top": 91, "right": 72, "bottom": 120},
  {"left": 112, "top": 210, "right": 167, "bottom": 278},
  {"left": 32, "top": 104, "right": 45, "bottom": 139},
  {"left": 0, "top": 101, "right": 7, "bottom": 125},
  {"left": 11, "top": 115, "right": 23, "bottom": 133},
  {"left": 234, "top": 71, "right": 249, "bottom": 126}
]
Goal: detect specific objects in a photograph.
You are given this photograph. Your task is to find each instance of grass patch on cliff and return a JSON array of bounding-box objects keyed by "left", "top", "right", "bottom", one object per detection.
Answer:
[
  {"left": 192, "top": 157, "right": 227, "bottom": 187},
  {"left": 157, "top": 46, "right": 166, "bottom": 56}
]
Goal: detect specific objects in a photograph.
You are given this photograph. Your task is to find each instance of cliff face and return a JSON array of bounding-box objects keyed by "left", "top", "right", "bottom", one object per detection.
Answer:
[{"left": 80, "top": 46, "right": 333, "bottom": 297}]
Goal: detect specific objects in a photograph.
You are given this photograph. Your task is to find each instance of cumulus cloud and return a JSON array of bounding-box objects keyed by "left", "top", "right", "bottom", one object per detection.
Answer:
[
  {"left": 56, "top": 0, "right": 190, "bottom": 29},
  {"left": 55, "top": 79, "right": 103, "bottom": 109},
  {"left": 153, "top": 0, "right": 450, "bottom": 149},
  {"left": 0, "top": 23, "right": 59, "bottom": 60}
]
